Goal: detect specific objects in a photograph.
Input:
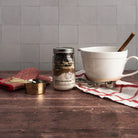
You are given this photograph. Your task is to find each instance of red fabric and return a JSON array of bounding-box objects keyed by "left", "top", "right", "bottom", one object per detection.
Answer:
[
  {"left": 75, "top": 70, "right": 138, "bottom": 109},
  {"left": 38, "top": 75, "right": 52, "bottom": 84},
  {"left": 0, "top": 68, "right": 52, "bottom": 91}
]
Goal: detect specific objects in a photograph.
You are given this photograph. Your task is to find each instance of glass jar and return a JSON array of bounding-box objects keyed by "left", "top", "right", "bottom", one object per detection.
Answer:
[{"left": 53, "top": 47, "right": 75, "bottom": 90}]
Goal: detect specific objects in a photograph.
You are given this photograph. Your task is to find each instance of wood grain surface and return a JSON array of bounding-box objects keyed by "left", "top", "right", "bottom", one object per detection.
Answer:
[{"left": 0, "top": 71, "right": 137, "bottom": 138}]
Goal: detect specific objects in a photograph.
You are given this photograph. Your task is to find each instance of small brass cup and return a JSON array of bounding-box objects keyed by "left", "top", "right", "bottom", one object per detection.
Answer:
[{"left": 25, "top": 79, "right": 46, "bottom": 95}]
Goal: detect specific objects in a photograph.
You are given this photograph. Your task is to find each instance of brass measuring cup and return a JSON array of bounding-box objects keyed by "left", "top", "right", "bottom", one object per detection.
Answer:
[{"left": 9, "top": 77, "right": 47, "bottom": 95}]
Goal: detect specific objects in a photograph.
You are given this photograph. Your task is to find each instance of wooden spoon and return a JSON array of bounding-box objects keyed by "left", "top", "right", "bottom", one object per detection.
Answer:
[
  {"left": 118, "top": 32, "right": 135, "bottom": 52},
  {"left": 4, "top": 77, "right": 32, "bottom": 84}
]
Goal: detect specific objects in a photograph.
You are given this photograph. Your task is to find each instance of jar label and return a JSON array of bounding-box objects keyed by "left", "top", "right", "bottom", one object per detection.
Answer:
[{"left": 53, "top": 72, "right": 75, "bottom": 88}]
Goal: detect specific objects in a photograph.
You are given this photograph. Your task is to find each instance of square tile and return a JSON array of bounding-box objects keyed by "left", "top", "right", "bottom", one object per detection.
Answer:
[
  {"left": 20, "top": 45, "right": 39, "bottom": 62},
  {"left": 1, "top": 43, "right": 20, "bottom": 62},
  {"left": 127, "top": 44, "right": 137, "bottom": 57},
  {"left": 21, "top": 0, "right": 39, "bottom": 6},
  {"left": 59, "top": 6, "right": 79, "bottom": 25},
  {"left": 0, "top": 7, "right": 2, "bottom": 24},
  {"left": 97, "top": 25, "right": 117, "bottom": 43},
  {"left": 40, "top": 25, "right": 58, "bottom": 43},
  {"left": 40, "top": 0, "right": 58, "bottom": 6},
  {"left": 79, "top": 25, "right": 96, "bottom": 43},
  {"left": 21, "top": 62, "right": 39, "bottom": 70},
  {"left": 0, "top": 30, "right": 1, "bottom": 39},
  {"left": 117, "top": 25, "right": 136, "bottom": 44},
  {"left": 97, "top": 0, "right": 117, "bottom": 5},
  {"left": 79, "top": 7, "right": 96, "bottom": 25},
  {"left": 2, "top": 25, "right": 20, "bottom": 44},
  {"left": 21, "top": 7, "right": 40, "bottom": 25},
  {"left": 78, "top": 0, "right": 96, "bottom": 6},
  {"left": 40, "top": 62, "right": 52, "bottom": 71},
  {"left": 2, "top": 0, "right": 21, "bottom": 6},
  {"left": 117, "top": 5, "right": 136, "bottom": 24},
  {"left": 2, "top": 7, "right": 21, "bottom": 25},
  {"left": 117, "top": 0, "right": 136, "bottom": 6},
  {"left": 21, "top": 26, "right": 40, "bottom": 43},
  {"left": 40, "top": 7, "right": 58, "bottom": 25},
  {"left": 0, "top": 62, "right": 20, "bottom": 71},
  {"left": 59, "top": 25, "right": 78, "bottom": 43},
  {"left": 40, "top": 44, "right": 58, "bottom": 62},
  {"left": 59, "top": 0, "right": 78, "bottom": 6},
  {"left": 97, "top": 7, "right": 117, "bottom": 25},
  {"left": 137, "top": 0, "right": 138, "bottom": 24}
]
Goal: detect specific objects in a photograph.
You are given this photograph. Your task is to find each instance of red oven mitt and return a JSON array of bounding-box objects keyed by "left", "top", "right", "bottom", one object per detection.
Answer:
[{"left": 0, "top": 68, "right": 52, "bottom": 91}]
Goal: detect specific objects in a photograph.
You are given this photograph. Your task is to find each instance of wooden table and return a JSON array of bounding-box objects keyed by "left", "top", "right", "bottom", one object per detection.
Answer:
[{"left": 0, "top": 71, "right": 137, "bottom": 138}]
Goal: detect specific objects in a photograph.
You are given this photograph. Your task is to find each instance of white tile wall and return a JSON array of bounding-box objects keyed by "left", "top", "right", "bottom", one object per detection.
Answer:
[
  {"left": 79, "top": 25, "right": 96, "bottom": 43},
  {"left": 40, "top": 62, "right": 52, "bottom": 70},
  {"left": 79, "top": 7, "right": 96, "bottom": 25},
  {"left": 59, "top": 25, "right": 78, "bottom": 43},
  {"left": 2, "top": 0, "right": 21, "bottom": 6},
  {"left": 0, "top": 62, "right": 20, "bottom": 71},
  {"left": 78, "top": 0, "right": 96, "bottom": 6},
  {"left": 117, "top": 5, "right": 136, "bottom": 24},
  {"left": 40, "top": 7, "right": 58, "bottom": 25},
  {"left": 97, "top": 0, "right": 117, "bottom": 6},
  {"left": 21, "top": 0, "right": 39, "bottom": 6},
  {"left": 21, "top": 7, "right": 40, "bottom": 25},
  {"left": 0, "top": 43, "right": 20, "bottom": 62},
  {"left": 0, "top": 0, "right": 137, "bottom": 71},
  {"left": 20, "top": 44, "right": 39, "bottom": 62},
  {"left": 40, "top": 0, "right": 59, "bottom": 7},
  {"left": 97, "top": 6, "right": 117, "bottom": 25},
  {"left": 40, "top": 44, "right": 58, "bottom": 62},
  {"left": 40, "top": 25, "right": 58, "bottom": 43},
  {"left": 97, "top": 25, "right": 117, "bottom": 43},
  {"left": 59, "top": 0, "right": 78, "bottom": 6},
  {"left": 117, "top": 0, "right": 136, "bottom": 6},
  {"left": 59, "top": 6, "right": 79, "bottom": 25},
  {"left": 0, "top": 25, "right": 2, "bottom": 43},
  {"left": 21, "top": 62, "right": 39, "bottom": 70},
  {"left": 2, "top": 7, "right": 21, "bottom": 25},
  {"left": 125, "top": 44, "right": 137, "bottom": 70},
  {"left": 117, "top": 25, "right": 136, "bottom": 44},
  {"left": 0, "top": 7, "right": 2, "bottom": 24},
  {"left": 2, "top": 25, "right": 20, "bottom": 44},
  {"left": 21, "top": 26, "right": 40, "bottom": 43}
]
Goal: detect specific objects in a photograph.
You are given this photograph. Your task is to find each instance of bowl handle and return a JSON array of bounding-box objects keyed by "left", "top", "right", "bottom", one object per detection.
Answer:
[{"left": 121, "top": 56, "right": 138, "bottom": 78}]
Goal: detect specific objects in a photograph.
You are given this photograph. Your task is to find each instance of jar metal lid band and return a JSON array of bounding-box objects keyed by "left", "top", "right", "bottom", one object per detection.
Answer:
[{"left": 53, "top": 47, "right": 74, "bottom": 53}]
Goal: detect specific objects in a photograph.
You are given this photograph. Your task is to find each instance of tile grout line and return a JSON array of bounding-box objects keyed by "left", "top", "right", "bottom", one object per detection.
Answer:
[
  {"left": 38, "top": 3, "right": 41, "bottom": 70},
  {"left": 136, "top": 0, "right": 138, "bottom": 68},
  {"left": 58, "top": 0, "right": 60, "bottom": 47}
]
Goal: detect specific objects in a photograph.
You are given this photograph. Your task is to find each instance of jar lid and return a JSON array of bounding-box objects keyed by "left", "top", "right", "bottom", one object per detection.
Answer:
[{"left": 53, "top": 47, "right": 74, "bottom": 53}]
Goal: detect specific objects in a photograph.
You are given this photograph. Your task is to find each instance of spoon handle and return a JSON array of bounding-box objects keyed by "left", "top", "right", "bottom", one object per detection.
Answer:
[
  {"left": 118, "top": 32, "right": 135, "bottom": 52},
  {"left": 9, "top": 77, "right": 29, "bottom": 83}
]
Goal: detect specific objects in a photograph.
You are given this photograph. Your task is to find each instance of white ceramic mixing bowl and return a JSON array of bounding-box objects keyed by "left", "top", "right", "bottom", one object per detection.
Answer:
[{"left": 79, "top": 46, "right": 138, "bottom": 82}]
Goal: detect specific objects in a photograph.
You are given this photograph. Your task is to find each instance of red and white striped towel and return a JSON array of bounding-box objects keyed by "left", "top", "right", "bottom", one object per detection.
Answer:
[{"left": 75, "top": 70, "right": 138, "bottom": 109}]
